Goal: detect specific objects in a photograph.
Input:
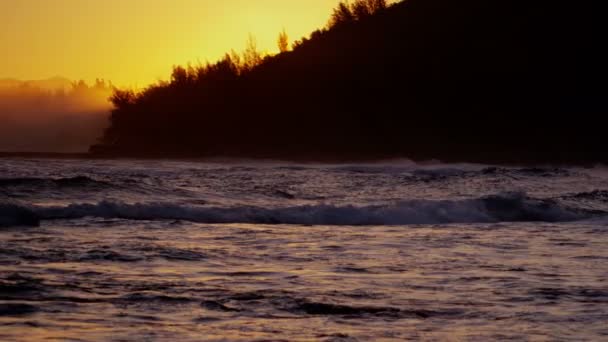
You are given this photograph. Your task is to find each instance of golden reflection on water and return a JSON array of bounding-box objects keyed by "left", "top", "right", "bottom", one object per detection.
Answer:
[{"left": 1, "top": 221, "right": 608, "bottom": 341}]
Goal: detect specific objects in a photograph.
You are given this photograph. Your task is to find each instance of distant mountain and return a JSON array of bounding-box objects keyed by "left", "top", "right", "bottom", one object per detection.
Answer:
[{"left": 92, "top": 0, "right": 606, "bottom": 164}]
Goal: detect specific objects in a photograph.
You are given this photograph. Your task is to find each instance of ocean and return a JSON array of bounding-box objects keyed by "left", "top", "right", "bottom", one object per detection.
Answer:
[{"left": 1, "top": 158, "right": 607, "bottom": 341}]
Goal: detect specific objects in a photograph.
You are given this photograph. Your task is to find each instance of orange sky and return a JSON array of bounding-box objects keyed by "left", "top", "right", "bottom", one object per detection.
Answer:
[{"left": 0, "top": 0, "right": 340, "bottom": 87}]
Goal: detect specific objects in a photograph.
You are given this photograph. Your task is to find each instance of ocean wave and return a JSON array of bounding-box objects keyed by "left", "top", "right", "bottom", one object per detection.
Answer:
[
  {"left": 0, "top": 192, "right": 598, "bottom": 227},
  {"left": 565, "top": 190, "right": 608, "bottom": 202},
  {"left": 0, "top": 176, "right": 109, "bottom": 189},
  {"left": 0, "top": 303, "right": 39, "bottom": 316},
  {"left": 481, "top": 167, "right": 572, "bottom": 178},
  {"left": 119, "top": 293, "right": 193, "bottom": 304},
  {"left": 286, "top": 299, "right": 464, "bottom": 318},
  {"left": 326, "top": 165, "right": 574, "bottom": 186},
  {"left": 0, "top": 202, "right": 40, "bottom": 227}
]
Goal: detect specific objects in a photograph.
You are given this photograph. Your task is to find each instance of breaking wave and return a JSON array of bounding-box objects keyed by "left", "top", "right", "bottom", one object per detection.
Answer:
[
  {"left": 0, "top": 202, "right": 40, "bottom": 227},
  {"left": 1, "top": 193, "right": 601, "bottom": 227}
]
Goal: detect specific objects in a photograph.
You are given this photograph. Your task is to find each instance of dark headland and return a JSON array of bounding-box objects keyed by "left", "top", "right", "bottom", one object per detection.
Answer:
[{"left": 90, "top": 0, "right": 606, "bottom": 165}]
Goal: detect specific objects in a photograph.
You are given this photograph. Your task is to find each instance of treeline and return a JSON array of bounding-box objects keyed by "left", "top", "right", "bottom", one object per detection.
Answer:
[
  {"left": 0, "top": 79, "right": 112, "bottom": 152},
  {"left": 0, "top": 78, "right": 112, "bottom": 110},
  {"left": 93, "top": 0, "right": 606, "bottom": 163}
]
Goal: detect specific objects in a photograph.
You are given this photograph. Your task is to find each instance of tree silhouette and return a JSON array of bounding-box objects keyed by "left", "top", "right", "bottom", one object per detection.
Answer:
[
  {"left": 330, "top": 0, "right": 387, "bottom": 27},
  {"left": 330, "top": 2, "right": 355, "bottom": 27},
  {"left": 109, "top": 89, "right": 135, "bottom": 109},
  {"left": 242, "top": 34, "right": 263, "bottom": 71},
  {"left": 171, "top": 66, "right": 190, "bottom": 85},
  {"left": 366, "top": 0, "right": 387, "bottom": 13},
  {"left": 277, "top": 29, "right": 289, "bottom": 53},
  {"left": 93, "top": 0, "right": 606, "bottom": 164}
]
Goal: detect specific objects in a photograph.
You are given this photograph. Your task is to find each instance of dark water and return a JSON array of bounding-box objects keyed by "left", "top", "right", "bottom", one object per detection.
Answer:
[{"left": 1, "top": 158, "right": 608, "bottom": 341}]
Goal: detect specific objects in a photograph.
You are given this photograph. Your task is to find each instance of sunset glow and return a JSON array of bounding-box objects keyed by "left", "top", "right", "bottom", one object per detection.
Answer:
[
  {"left": 1, "top": 1, "right": 605, "bottom": 340},
  {"left": 0, "top": 0, "right": 338, "bottom": 86}
]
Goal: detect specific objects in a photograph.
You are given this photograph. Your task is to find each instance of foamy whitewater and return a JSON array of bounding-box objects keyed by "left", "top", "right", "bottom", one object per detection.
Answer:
[{"left": 1, "top": 158, "right": 607, "bottom": 340}]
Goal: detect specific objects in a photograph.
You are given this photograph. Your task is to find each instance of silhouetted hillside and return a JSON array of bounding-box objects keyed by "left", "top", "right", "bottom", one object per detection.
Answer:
[{"left": 92, "top": 0, "right": 606, "bottom": 164}]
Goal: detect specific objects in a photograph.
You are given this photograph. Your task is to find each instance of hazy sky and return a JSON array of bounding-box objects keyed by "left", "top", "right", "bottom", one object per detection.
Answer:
[{"left": 0, "top": 0, "right": 339, "bottom": 87}]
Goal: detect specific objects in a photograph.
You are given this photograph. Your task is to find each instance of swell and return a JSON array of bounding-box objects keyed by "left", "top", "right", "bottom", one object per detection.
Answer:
[
  {"left": 563, "top": 190, "right": 608, "bottom": 202},
  {"left": 1, "top": 193, "right": 601, "bottom": 227},
  {"left": 0, "top": 176, "right": 110, "bottom": 189},
  {"left": 332, "top": 165, "right": 572, "bottom": 178}
]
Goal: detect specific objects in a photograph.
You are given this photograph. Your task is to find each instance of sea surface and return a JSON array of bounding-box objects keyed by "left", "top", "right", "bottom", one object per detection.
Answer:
[{"left": 1, "top": 158, "right": 607, "bottom": 341}]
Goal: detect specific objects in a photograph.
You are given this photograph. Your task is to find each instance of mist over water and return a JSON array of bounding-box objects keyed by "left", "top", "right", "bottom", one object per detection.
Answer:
[{"left": 0, "top": 78, "right": 111, "bottom": 153}]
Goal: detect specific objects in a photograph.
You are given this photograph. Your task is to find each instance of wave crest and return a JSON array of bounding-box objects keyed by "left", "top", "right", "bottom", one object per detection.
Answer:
[{"left": 4, "top": 193, "right": 588, "bottom": 227}]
